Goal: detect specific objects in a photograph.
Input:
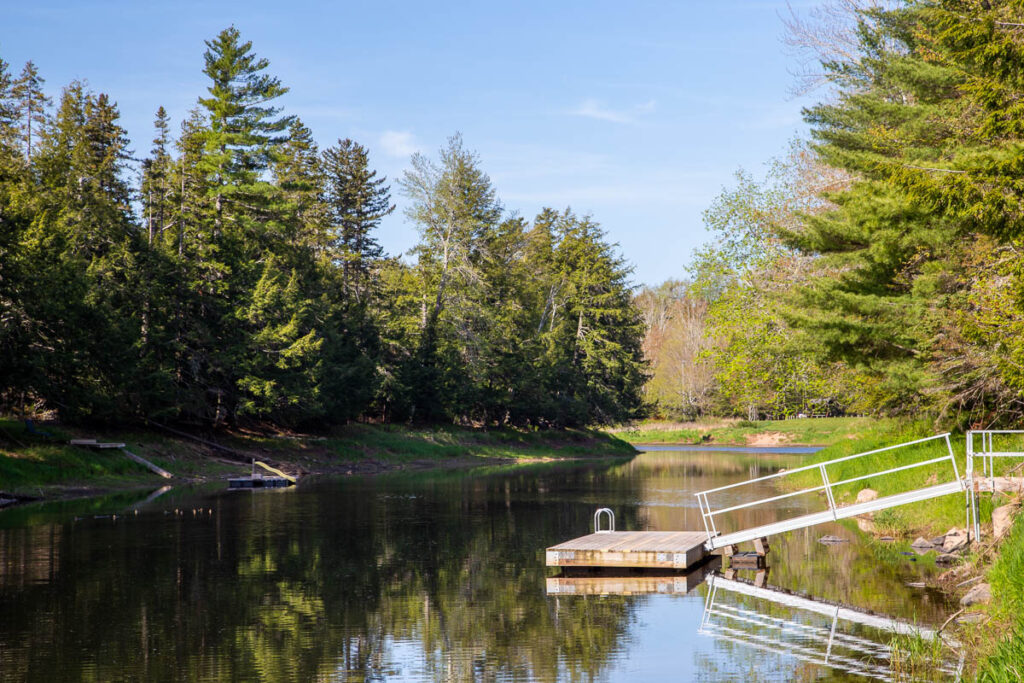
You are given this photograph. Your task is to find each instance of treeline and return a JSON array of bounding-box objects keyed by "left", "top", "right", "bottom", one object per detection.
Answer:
[
  {"left": 0, "top": 27, "right": 646, "bottom": 428},
  {"left": 642, "top": 0, "right": 1024, "bottom": 427}
]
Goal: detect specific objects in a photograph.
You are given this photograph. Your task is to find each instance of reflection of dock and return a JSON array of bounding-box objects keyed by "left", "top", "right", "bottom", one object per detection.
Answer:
[
  {"left": 546, "top": 556, "right": 721, "bottom": 596},
  {"left": 700, "top": 574, "right": 961, "bottom": 680},
  {"left": 546, "top": 531, "right": 710, "bottom": 570}
]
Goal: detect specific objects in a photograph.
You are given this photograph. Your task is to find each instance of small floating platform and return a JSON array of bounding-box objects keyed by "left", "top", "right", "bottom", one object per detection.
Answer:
[
  {"left": 546, "top": 531, "right": 710, "bottom": 570},
  {"left": 228, "top": 477, "right": 292, "bottom": 489}
]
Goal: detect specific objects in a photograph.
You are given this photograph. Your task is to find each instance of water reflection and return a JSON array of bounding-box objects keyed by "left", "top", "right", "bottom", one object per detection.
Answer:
[
  {"left": 0, "top": 447, "right": 958, "bottom": 681},
  {"left": 699, "top": 572, "right": 962, "bottom": 681}
]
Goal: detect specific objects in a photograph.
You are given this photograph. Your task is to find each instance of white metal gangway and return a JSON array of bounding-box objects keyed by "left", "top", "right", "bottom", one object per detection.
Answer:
[
  {"left": 699, "top": 574, "right": 963, "bottom": 680},
  {"left": 695, "top": 434, "right": 967, "bottom": 550}
]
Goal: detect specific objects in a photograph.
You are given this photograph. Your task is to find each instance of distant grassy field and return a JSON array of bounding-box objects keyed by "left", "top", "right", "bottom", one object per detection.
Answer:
[
  {"left": 613, "top": 416, "right": 890, "bottom": 447},
  {"left": 0, "top": 419, "right": 635, "bottom": 500}
]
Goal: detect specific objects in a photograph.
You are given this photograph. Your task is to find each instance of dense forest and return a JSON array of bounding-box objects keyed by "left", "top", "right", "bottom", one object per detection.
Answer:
[
  {"left": 0, "top": 28, "right": 647, "bottom": 429},
  {"left": 640, "top": 0, "right": 1024, "bottom": 427}
]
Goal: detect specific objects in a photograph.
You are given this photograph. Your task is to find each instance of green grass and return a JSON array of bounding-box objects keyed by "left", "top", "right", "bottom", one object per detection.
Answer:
[
  {"left": 319, "top": 424, "right": 635, "bottom": 462},
  {"left": 974, "top": 512, "right": 1024, "bottom": 681},
  {"left": 613, "top": 416, "right": 888, "bottom": 446},
  {"left": 888, "top": 630, "right": 951, "bottom": 681}
]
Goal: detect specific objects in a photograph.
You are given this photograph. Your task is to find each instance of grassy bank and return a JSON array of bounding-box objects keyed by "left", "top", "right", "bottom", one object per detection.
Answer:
[
  {"left": 973, "top": 512, "right": 1024, "bottom": 680},
  {"left": 0, "top": 419, "right": 635, "bottom": 501},
  {"left": 613, "top": 416, "right": 889, "bottom": 447}
]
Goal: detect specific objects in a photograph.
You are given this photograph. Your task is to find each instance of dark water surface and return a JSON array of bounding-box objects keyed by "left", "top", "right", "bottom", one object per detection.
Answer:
[{"left": 0, "top": 447, "right": 958, "bottom": 681}]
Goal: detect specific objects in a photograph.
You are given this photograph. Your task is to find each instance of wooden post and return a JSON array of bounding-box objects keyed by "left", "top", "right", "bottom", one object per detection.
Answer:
[{"left": 754, "top": 537, "right": 771, "bottom": 556}]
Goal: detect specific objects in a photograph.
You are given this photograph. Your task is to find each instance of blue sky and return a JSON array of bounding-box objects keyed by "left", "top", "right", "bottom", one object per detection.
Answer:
[{"left": 3, "top": 1, "right": 813, "bottom": 286}]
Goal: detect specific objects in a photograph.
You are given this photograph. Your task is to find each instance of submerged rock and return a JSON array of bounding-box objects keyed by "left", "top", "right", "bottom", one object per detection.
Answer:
[
  {"left": 960, "top": 582, "right": 992, "bottom": 606},
  {"left": 818, "top": 535, "right": 847, "bottom": 545},
  {"left": 957, "top": 612, "right": 986, "bottom": 624}
]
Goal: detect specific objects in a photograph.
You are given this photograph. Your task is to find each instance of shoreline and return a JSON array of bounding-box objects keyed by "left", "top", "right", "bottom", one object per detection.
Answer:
[{"left": 0, "top": 421, "right": 637, "bottom": 508}]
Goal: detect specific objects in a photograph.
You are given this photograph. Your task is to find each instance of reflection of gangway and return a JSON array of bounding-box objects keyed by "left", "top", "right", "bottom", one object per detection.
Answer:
[
  {"left": 700, "top": 574, "right": 962, "bottom": 681},
  {"left": 695, "top": 434, "right": 967, "bottom": 550}
]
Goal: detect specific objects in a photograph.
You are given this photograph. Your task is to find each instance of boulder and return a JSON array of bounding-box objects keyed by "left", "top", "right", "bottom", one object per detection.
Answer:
[
  {"left": 911, "top": 537, "right": 935, "bottom": 550},
  {"left": 856, "top": 488, "right": 879, "bottom": 504},
  {"left": 942, "top": 529, "right": 969, "bottom": 553},
  {"left": 993, "top": 504, "right": 1019, "bottom": 540},
  {"left": 818, "top": 535, "right": 847, "bottom": 545},
  {"left": 960, "top": 582, "right": 992, "bottom": 606},
  {"left": 936, "top": 553, "right": 960, "bottom": 566}
]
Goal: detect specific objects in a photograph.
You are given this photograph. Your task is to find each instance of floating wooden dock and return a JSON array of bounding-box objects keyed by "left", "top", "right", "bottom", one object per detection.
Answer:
[{"left": 546, "top": 531, "right": 711, "bottom": 570}]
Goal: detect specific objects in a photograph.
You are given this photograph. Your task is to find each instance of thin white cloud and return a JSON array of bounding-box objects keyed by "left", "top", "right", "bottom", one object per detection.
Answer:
[
  {"left": 568, "top": 98, "right": 656, "bottom": 124},
  {"left": 379, "top": 130, "right": 419, "bottom": 158}
]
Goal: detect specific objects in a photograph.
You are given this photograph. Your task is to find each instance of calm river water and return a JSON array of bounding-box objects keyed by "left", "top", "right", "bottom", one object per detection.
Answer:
[{"left": 0, "top": 446, "right": 959, "bottom": 681}]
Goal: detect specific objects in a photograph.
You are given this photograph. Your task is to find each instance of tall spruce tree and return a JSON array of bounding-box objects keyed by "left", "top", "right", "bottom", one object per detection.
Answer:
[
  {"left": 23, "top": 82, "right": 143, "bottom": 418},
  {"left": 141, "top": 106, "right": 173, "bottom": 246},
  {"left": 11, "top": 61, "right": 49, "bottom": 160},
  {"left": 322, "top": 138, "right": 392, "bottom": 300}
]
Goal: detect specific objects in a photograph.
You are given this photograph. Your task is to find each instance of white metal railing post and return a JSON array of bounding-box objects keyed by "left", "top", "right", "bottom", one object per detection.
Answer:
[
  {"left": 946, "top": 434, "right": 961, "bottom": 484},
  {"left": 819, "top": 464, "right": 838, "bottom": 520},
  {"left": 696, "top": 492, "right": 712, "bottom": 543},
  {"left": 704, "top": 492, "right": 718, "bottom": 539},
  {"left": 967, "top": 431, "right": 978, "bottom": 542}
]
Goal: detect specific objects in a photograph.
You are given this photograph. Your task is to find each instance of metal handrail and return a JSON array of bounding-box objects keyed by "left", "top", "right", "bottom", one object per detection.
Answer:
[
  {"left": 593, "top": 507, "right": 615, "bottom": 533},
  {"left": 695, "top": 434, "right": 962, "bottom": 548}
]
